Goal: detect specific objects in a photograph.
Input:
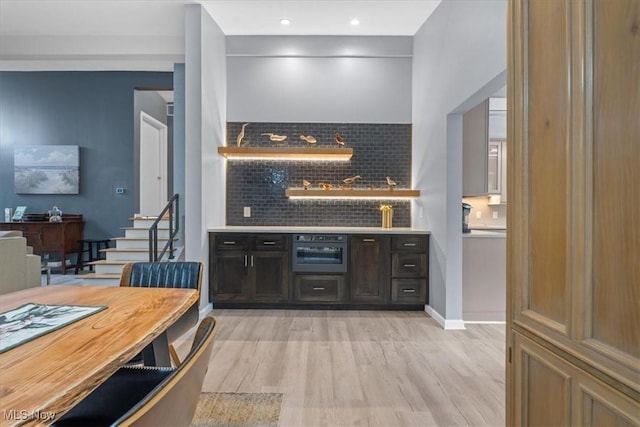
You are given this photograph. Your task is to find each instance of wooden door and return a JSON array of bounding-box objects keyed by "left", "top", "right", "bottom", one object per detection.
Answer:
[{"left": 507, "top": 0, "right": 639, "bottom": 425}]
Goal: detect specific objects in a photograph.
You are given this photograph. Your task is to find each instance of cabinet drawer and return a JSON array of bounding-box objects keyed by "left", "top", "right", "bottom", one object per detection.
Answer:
[
  {"left": 294, "top": 274, "right": 345, "bottom": 303},
  {"left": 214, "top": 235, "right": 250, "bottom": 251},
  {"left": 391, "top": 279, "right": 427, "bottom": 303},
  {"left": 253, "top": 234, "right": 288, "bottom": 251},
  {"left": 392, "top": 253, "right": 427, "bottom": 277},
  {"left": 392, "top": 235, "right": 427, "bottom": 252}
]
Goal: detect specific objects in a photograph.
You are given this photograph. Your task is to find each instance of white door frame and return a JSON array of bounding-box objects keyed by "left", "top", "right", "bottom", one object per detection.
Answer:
[{"left": 139, "top": 111, "right": 168, "bottom": 216}]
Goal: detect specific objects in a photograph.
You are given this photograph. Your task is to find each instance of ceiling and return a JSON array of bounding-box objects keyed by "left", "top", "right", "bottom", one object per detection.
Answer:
[{"left": 0, "top": 0, "right": 442, "bottom": 37}]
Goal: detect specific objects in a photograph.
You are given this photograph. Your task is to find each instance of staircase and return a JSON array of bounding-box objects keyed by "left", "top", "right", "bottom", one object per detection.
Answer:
[{"left": 79, "top": 216, "right": 179, "bottom": 286}]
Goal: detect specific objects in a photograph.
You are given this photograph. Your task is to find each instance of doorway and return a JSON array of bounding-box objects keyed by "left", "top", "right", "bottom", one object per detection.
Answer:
[{"left": 139, "top": 111, "right": 168, "bottom": 216}]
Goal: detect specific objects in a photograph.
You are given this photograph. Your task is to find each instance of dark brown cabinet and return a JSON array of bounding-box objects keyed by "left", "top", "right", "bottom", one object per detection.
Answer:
[
  {"left": 210, "top": 234, "right": 289, "bottom": 303},
  {"left": 349, "top": 235, "right": 390, "bottom": 303},
  {"left": 390, "top": 235, "right": 428, "bottom": 304},
  {"left": 210, "top": 231, "right": 429, "bottom": 308}
]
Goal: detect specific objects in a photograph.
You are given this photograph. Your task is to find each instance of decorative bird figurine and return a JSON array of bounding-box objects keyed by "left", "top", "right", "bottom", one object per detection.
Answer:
[
  {"left": 386, "top": 176, "right": 397, "bottom": 190},
  {"left": 319, "top": 182, "right": 333, "bottom": 190},
  {"left": 342, "top": 175, "right": 362, "bottom": 185},
  {"left": 303, "top": 179, "right": 311, "bottom": 190},
  {"left": 339, "top": 185, "right": 353, "bottom": 191},
  {"left": 300, "top": 135, "right": 317, "bottom": 145},
  {"left": 236, "top": 123, "right": 249, "bottom": 147},
  {"left": 335, "top": 133, "right": 345, "bottom": 147},
  {"left": 262, "top": 133, "right": 288, "bottom": 142}
]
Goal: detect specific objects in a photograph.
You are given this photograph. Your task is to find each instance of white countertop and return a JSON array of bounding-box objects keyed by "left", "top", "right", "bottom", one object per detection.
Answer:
[
  {"left": 208, "top": 226, "right": 430, "bottom": 235},
  {"left": 463, "top": 229, "right": 506, "bottom": 238}
]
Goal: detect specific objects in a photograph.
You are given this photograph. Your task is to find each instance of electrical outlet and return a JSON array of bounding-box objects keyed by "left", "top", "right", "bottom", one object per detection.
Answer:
[
  {"left": 243, "top": 207, "right": 251, "bottom": 218},
  {"left": 475, "top": 211, "right": 482, "bottom": 219},
  {"left": 493, "top": 211, "right": 499, "bottom": 219},
  {"left": 115, "top": 187, "right": 124, "bottom": 194}
]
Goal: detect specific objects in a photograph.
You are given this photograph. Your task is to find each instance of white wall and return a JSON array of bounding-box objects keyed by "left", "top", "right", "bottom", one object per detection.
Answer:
[
  {"left": 226, "top": 36, "right": 412, "bottom": 123},
  {"left": 412, "top": 0, "right": 507, "bottom": 326},
  {"left": 184, "top": 4, "right": 226, "bottom": 309}
]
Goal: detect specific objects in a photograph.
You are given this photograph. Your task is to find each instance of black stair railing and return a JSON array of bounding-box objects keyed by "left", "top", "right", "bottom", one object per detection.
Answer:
[{"left": 149, "top": 193, "right": 179, "bottom": 262}]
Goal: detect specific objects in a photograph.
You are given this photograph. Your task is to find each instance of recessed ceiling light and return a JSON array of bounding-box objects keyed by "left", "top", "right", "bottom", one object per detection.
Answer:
[
  {"left": 350, "top": 18, "right": 360, "bottom": 26},
  {"left": 280, "top": 18, "right": 291, "bottom": 26}
]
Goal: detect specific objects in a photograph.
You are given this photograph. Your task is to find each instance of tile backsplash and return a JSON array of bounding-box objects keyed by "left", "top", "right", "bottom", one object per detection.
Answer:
[
  {"left": 463, "top": 196, "right": 507, "bottom": 228},
  {"left": 226, "top": 122, "right": 412, "bottom": 227}
]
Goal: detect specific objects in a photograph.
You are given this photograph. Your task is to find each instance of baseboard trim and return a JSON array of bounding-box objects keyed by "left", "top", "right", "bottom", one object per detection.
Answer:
[
  {"left": 464, "top": 320, "right": 506, "bottom": 325},
  {"left": 425, "top": 305, "right": 466, "bottom": 330},
  {"left": 199, "top": 303, "right": 213, "bottom": 318}
]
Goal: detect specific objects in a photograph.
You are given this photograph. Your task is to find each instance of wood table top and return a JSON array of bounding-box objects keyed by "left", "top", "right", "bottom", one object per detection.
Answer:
[{"left": 0, "top": 285, "right": 198, "bottom": 426}]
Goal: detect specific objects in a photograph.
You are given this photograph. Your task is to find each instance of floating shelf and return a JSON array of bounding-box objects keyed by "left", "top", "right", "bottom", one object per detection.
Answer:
[
  {"left": 218, "top": 146, "right": 353, "bottom": 161},
  {"left": 286, "top": 189, "right": 420, "bottom": 200}
]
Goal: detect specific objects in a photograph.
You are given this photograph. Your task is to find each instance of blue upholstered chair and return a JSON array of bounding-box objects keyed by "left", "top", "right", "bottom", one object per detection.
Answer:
[
  {"left": 53, "top": 316, "right": 218, "bottom": 427},
  {"left": 120, "top": 262, "right": 203, "bottom": 365}
]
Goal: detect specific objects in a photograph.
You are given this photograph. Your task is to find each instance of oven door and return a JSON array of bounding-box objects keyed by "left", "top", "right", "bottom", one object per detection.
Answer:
[{"left": 292, "top": 241, "right": 347, "bottom": 273}]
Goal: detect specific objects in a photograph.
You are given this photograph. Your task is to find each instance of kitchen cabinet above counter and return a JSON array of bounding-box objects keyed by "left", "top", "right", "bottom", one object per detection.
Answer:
[{"left": 208, "top": 226, "right": 430, "bottom": 235}]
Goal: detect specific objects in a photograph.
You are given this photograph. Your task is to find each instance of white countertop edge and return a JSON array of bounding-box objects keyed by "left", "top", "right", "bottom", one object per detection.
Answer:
[
  {"left": 208, "top": 226, "right": 430, "bottom": 235},
  {"left": 463, "top": 230, "right": 506, "bottom": 238}
]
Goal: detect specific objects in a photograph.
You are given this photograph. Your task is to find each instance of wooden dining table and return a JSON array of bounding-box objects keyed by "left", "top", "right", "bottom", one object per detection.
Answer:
[{"left": 0, "top": 285, "right": 199, "bottom": 426}]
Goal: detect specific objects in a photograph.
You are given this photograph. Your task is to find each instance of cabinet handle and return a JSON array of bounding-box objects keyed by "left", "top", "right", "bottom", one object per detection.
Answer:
[
  {"left": 403, "top": 264, "right": 417, "bottom": 268},
  {"left": 223, "top": 241, "right": 236, "bottom": 245},
  {"left": 250, "top": 255, "right": 254, "bottom": 267},
  {"left": 244, "top": 255, "right": 248, "bottom": 267},
  {"left": 312, "top": 287, "right": 326, "bottom": 291},
  {"left": 403, "top": 243, "right": 417, "bottom": 247},
  {"left": 263, "top": 241, "right": 276, "bottom": 245},
  {"left": 363, "top": 238, "right": 375, "bottom": 242},
  {"left": 402, "top": 288, "right": 416, "bottom": 293}
]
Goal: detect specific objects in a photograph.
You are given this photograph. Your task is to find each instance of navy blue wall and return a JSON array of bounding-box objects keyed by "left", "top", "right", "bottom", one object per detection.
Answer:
[{"left": 0, "top": 71, "right": 173, "bottom": 242}]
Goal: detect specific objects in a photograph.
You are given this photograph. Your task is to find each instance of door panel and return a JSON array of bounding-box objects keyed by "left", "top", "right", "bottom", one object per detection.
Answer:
[
  {"left": 524, "top": 0, "right": 570, "bottom": 331},
  {"left": 140, "top": 112, "right": 167, "bottom": 216}
]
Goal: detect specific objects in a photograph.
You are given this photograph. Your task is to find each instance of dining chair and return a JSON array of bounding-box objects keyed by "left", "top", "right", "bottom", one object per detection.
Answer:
[
  {"left": 120, "top": 261, "right": 202, "bottom": 365},
  {"left": 53, "top": 316, "right": 218, "bottom": 427}
]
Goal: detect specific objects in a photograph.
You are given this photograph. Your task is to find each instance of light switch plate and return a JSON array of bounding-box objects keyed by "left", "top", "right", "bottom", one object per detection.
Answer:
[
  {"left": 243, "top": 207, "right": 251, "bottom": 217},
  {"left": 493, "top": 211, "right": 499, "bottom": 219},
  {"left": 475, "top": 211, "right": 482, "bottom": 219}
]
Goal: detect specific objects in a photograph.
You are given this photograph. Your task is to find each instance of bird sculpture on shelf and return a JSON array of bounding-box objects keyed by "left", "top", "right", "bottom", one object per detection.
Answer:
[
  {"left": 303, "top": 179, "right": 311, "bottom": 190},
  {"left": 300, "top": 135, "right": 317, "bottom": 145},
  {"left": 386, "top": 176, "right": 397, "bottom": 190},
  {"left": 319, "top": 182, "right": 333, "bottom": 190},
  {"left": 339, "top": 185, "right": 353, "bottom": 191},
  {"left": 335, "top": 133, "right": 345, "bottom": 147},
  {"left": 236, "top": 123, "right": 249, "bottom": 147},
  {"left": 262, "top": 133, "right": 288, "bottom": 142},
  {"left": 342, "top": 175, "right": 362, "bottom": 185}
]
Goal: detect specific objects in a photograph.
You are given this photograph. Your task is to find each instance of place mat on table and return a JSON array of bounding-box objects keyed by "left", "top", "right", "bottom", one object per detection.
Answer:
[{"left": 0, "top": 303, "right": 107, "bottom": 354}]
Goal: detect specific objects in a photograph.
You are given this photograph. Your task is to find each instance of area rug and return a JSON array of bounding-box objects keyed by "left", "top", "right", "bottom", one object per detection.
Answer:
[{"left": 191, "top": 392, "right": 283, "bottom": 427}]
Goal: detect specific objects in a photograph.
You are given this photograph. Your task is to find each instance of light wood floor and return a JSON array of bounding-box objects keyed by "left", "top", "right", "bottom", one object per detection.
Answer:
[{"left": 176, "top": 309, "right": 506, "bottom": 427}]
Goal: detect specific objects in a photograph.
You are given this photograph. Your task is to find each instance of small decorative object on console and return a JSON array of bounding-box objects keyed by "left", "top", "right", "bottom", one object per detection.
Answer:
[
  {"left": 12, "top": 206, "right": 26, "bottom": 222},
  {"left": 236, "top": 123, "right": 249, "bottom": 147},
  {"left": 300, "top": 135, "right": 317, "bottom": 145},
  {"left": 48, "top": 206, "right": 63, "bottom": 222},
  {"left": 261, "top": 133, "right": 288, "bottom": 142},
  {"left": 380, "top": 204, "right": 393, "bottom": 229}
]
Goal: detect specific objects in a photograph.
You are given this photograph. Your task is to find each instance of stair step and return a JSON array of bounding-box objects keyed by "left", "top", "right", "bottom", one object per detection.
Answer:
[
  {"left": 102, "top": 248, "right": 150, "bottom": 261},
  {"left": 129, "top": 217, "right": 170, "bottom": 228},
  {"left": 78, "top": 273, "right": 121, "bottom": 287},
  {"left": 89, "top": 260, "right": 127, "bottom": 274},
  {"left": 112, "top": 237, "right": 176, "bottom": 250},
  {"left": 121, "top": 227, "right": 171, "bottom": 238}
]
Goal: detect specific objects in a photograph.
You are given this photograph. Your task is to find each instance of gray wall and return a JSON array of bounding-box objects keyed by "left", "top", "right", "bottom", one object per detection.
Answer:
[
  {"left": 0, "top": 71, "right": 173, "bottom": 240},
  {"left": 412, "top": 0, "right": 507, "bottom": 324},
  {"left": 185, "top": 4, "right": 226, "bottom": 308},
  {"left": 173, "top": 63, "right": 186, "bottom": 243},
  {"left": 226, "top": 36, "right": 412, "bottom": 124}
]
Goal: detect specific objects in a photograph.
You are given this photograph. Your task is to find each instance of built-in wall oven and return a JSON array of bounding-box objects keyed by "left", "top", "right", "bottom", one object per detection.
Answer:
[{"left": 292, "top": 234, "right": 347, "bottom": 273}]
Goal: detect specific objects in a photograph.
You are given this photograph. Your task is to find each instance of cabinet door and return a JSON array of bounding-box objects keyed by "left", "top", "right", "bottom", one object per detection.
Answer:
[
  {"left": 507, "top": 0, "right": 640, "bottom": 423},
  {"left": 251, "top": 251, "right": 288, "bottom": 302},
  {"left": 212, "top": 251, "right": 248, "bottom": 301},
  {"left": 349, "top": 235, "right": 389, "bottom": 303}
]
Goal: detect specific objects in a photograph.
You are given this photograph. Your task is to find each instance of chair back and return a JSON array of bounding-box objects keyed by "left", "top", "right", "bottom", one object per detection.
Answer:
[
  {"left": 119, "top": 262, "right": 202, "bottom": 292},
  {"left": 117, "top": 315, "right": 217, "bottom": 426}
]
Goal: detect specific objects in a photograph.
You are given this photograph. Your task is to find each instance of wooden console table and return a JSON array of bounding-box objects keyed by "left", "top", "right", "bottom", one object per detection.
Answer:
[{"left": 0, "top": 214, "right": 84, "bottom": 274}]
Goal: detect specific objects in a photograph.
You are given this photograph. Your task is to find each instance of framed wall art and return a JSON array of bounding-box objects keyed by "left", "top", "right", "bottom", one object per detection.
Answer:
[{"left": 14, "top": 145, "right": 80, "bottom": 194}]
